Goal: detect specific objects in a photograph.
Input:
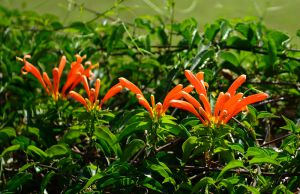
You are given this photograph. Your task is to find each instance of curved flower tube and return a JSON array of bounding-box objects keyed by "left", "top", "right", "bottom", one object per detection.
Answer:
[
  {"left": 118, "top": 77, "right": 194, "bottom": 120},
  {"left": 69, "top": 76, "right": 123, "bottom": 111},
  {"left": 170, "top": 71, "right": 268, "bottom": 126},
  {"left": 18, "top": 54, "right": 97, "bottom": 101}
]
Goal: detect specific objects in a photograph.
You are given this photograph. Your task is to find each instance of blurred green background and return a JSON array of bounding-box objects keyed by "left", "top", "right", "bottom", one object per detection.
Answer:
[{"left": 1, "top": 0, "right": 300, "bottom": 41}]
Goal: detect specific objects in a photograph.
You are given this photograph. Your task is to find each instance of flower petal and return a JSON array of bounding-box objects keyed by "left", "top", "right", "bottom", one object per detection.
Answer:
[
  {"left": 58, "top": 56, "right": 66, "bottom": 79},
  {"left": 224, "top": 93, "right": 268, "bottom": 123},
  {"left": 52, "top": 68, "right": 59, "bottom": 100},
  {"left": 118, "top": 77, "right": 143, "bottom": 96},
  {"left": 155, "top": 102, "right": 163, "bottom": 118},
  {"left": 69, "top": 91, "right": 88, "bottom": 110},
  {"left": 94, "top": 79, "right": 101, "bottom": 101},
  {"left": 137, "top": 95, "right": 153, "bottom": 117},
  {"left": 227, "top": 74, "right": 246, "bottom": 96},
  {"left": 199, "top": 94, "right": 211, "bottom": 116},
  {"left": 181, "top": 91, "right": 202, "bottom": 110},
  {"left": 169, "top": 100, "right": 203, "bottom": 122},
  {"left": 182, "top": 85, "right": 194, "bottom": 93},
  {"left": 81, "top": 75, "right": 90, "bottom": 98},
  {"left": 214, "top": 92, "right": 230, "bottom": 117},
  {"left": 184, "top": 70, "right": 206, "bottom": 96},
  {"left": 162, "top": 84, "right": 183, "bottom": 110},
  {"left": 43, "top": 72, "right": 53, "bottom": 93},
  {"left": 100, "top": 83, "right": 123, "bottom": 107},
  {"left": 20, "top": 56, "right": 49, "bottom": 94}
]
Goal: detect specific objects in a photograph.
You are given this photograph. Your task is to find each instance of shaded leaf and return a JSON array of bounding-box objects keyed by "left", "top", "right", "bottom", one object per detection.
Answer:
[
  {"left": 121, "top": 139, "right": 145, "bottom": 162},
  {"left": 217, "top": 160, "right": 245, "bottom": 181}
]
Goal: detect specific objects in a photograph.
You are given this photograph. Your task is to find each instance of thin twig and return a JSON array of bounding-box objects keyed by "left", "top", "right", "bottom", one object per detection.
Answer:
[
  {"left": 170, "top": 165, "right": 300, "bottom": 177},
  {"left": 260, "top": 133, "right": 293, "bottom": 147},
  {"left": 252, "top": 96, "right": 293, "bottom": 107},
  {"left": 130, "top": 146, "right": 146, "bottom": 165},
  {"left": 221, "top": 45, "right": 300, "bottom": 62},
  {"left": 155, "top": 137, "right": 182, "bottom": 152},
  {"left": 247, "top": 81, "right": 299, "bottom": 87},
  {"left": 36, "top": 163, "right": 58, "bottom": 170}
]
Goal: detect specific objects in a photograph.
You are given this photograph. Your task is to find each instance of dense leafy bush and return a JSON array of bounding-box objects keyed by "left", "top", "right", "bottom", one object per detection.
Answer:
[{"left": 0, "top": 2, "right": 300, "bottom": 193}]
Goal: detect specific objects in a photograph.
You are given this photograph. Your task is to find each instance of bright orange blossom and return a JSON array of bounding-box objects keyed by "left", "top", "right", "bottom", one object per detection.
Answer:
[
  {"left": 18, "top": 54, "right": 96, "bottom": 100},
  {"left": 169, "top": 70, "right": 268, "bottom": 126},
  {"left": 118, "top": 77, "right": 194, "bottom": 120},
  {"left": 69, "top": 75, "right": 123, "bottom": 111}
]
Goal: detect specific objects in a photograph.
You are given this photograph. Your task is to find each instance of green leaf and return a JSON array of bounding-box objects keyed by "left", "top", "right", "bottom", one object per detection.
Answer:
[
  {"left": 1, "top": 144, "right": 20, "bottom": 157},
  {"left": 238, "top": 184, "right": 260, "bottom": 194},
  {"left": 0, "top": 127, "right": 16, "bottom": 145},
  {"left": 94, "top": 126, "right": 122, "bottom": 157},
  {"left": 63, "top": 130, "right": 86, "bottom": 144},
  {"left": 204, "top": 23, "right": 219, "bottom": 41},
  {"left": 217, "top": 160, "right": 245, "bottom": 181},
  {"left": 192, "top": 177, "right": 215, "bottom": 193},
  {"left": 267, "top": 37, "right": 277, "bottom": 68},
  {"left": 117, "top": 121, "right": 150, "bottom": 142},
  {"left": 249, "top": 157, "right": 281, "bottom": 166},
  {"left": 246, "top": 147, "right": 277, "bottom": 158},
  {"left": 257, "top": 111, "right": 279, "bottom": 119},
  {"left": 45, "top": 144, "right": 69, "bottom": 159},
  {"left": 82, "top": 173, "right": 103, "bottom": 190},
  {"left": 27, "top": 127, "right": 40, "bottom": 138},
  {"left": 41, "top": 171, "right": 55, "bottom": 192},
  {"left": 159, "top": 122, "right": 190, "bottom": 138},
  {"left": 140, "top": 176, "right": 163, "bottom": 193},
  {"left": 19, "top": 162, "right": 35, "bottom": 172},
  {"left": 225, "top": 36, "right": 251, "bottom": 50},
  {"left": 272, "top": 184, "right": 293, "bottom": 194},
  {"left": 149, "top": 163, "right": 175, "bottom": 185},
  {"left": 0, "top": 127, "right": 16, "bottom": 139},
  {"left": 182, "top": 136, "right": 198, "bottom": 163},
  {"left": 5, "top": 173, "right": 32, "bottom": 191},
  {"left": 228, "top": 143, "right": 245, "bottom": 154},
  {"left": 121, "top": 139, "right": 145, "bottom": 162},
  {"left": 27, "top": 145, "right": 48, "bottom": 159},
  {"left": 219, "top": 51, "right": 239, "bottom": 66},
  {"left": 281, "top": 116, "right": 299, "bottom": 133},
  {"left": 267, "top": 30, "right": 289, "bottom": 49}
]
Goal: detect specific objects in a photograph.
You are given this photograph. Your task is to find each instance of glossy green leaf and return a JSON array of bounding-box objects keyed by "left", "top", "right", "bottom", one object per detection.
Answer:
[
  {"left": 27, "top": 145, "right": 48, "bottom": 159},
  {"left": 41, "top": 171, "right": 55, "bottom": 192},
  {"left": 95, "top": 126, "right": 122, "bottom": 157},
  {"left": 83, "top": 173, "right": 103, "bottom": 190},
  {"left": 219, "top": 51, "right": 239, "bottom": 66},
  {"left": 117, "top": 121, "right": 150, "bottom": 142},
  {"left": 5, "top": 173, "right": 32, "bottom": 191},
  {"left": 192, "top": 177, "right": 215, "bottom": 193},
  {"left": 257, "top": 111, "right": 279, "bottom": 119},
  {"left": 281, "top": 116, "right": 299, "bottom": 133},
  {"left": 182, "top": 136, "right": 198, "bottom": 162},
  {"left": 1, "top": 144, "right": 20, "bottom": 157},
  {"left": 249, "top": 157, "right": 281, "bottom": 166},
  {"left": 217, "top": 160, "right": 245, "bottom": 181},
  {"left": 121, "top": 139, "right": 145, "bottom": 162},
  {"left": 45, "top": 144, "right": 69, "bottom": 159}
]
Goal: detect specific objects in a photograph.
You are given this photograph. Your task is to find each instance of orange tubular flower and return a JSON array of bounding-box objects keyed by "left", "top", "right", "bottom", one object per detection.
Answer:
[
  {"left": 69, "top": 76, "right": 123, "bottom": 111},
  {"left": 18, "top": 54, "right": 97, "bottom": 101},
  {"left": 118, "top": 77, "right": 194, "bottom": 120},
  {"left": 169, "top": 71, "right": 268, "bottom": 126}
]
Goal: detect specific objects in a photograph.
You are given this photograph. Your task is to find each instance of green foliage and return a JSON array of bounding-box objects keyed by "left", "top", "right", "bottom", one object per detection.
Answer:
[{"left": 0, "top": 2, "right": 300, "bottom": 193}]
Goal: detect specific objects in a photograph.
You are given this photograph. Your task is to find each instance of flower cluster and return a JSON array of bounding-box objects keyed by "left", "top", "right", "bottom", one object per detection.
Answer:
[
  {"left": 19, "top": 55, "right": 268, "bottom": 125},
  {"left": 18, "top": 54, "right": 96, "bottom": 100},
  {"left": 169, "top": 70, "right": 269, "bottom": 126},
  {"left": 118, "top": 77, "right": 194, "bottom": 120},
  {"left": 18, "top": 54, "right": 122, "bottom": 111},
  {"left": 69, "top": 76, "right": 123, "bottom": 111}
]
